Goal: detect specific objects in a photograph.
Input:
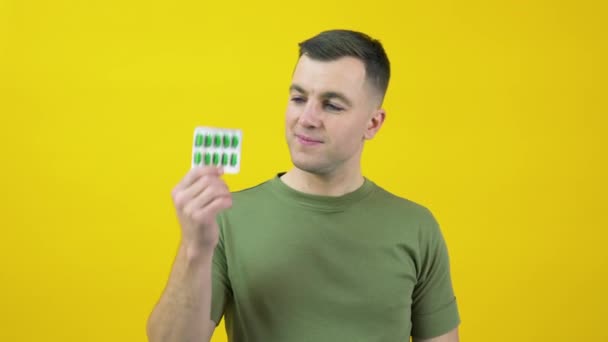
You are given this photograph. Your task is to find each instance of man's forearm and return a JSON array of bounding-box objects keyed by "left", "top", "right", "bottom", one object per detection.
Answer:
[{"left": 147, "top": 243, "right": 216, "bottom": 342}]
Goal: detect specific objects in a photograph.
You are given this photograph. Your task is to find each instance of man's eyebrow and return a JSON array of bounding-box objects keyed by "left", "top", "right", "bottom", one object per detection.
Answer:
[
  {"left": 289, "top": 84, "right": 307, "bottom": 94},
  {"left": 289, "top": 84, "right": 353, "bottom": 107}
]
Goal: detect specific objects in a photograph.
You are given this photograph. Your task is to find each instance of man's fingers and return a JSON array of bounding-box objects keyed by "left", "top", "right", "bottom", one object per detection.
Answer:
[
  {"left": 175, "top": 174, "right": 218, "bottom": 209},
  {"left": 182, "top": 181, "right": 230, "bottom": 217},
  {"left": 192, "top": 195, "right": 233, "bottom": 223},
  {"left": 172, "top": 166, "right": 222, "bottom": 197}
]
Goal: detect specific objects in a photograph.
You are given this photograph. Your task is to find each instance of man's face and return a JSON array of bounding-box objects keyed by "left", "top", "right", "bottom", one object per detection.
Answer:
[{"left": 285, "top": 54, "right": 384, "bottom": 176}]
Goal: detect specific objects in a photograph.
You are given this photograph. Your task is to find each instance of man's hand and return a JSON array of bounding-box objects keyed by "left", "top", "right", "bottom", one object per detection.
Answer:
[{"left": 171, "top": 166, "right": 232, "bottom": 258}]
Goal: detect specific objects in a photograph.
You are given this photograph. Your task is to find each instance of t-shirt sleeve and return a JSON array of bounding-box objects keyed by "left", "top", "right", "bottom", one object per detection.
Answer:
[
  {"left": 210, "top": 213, "right": 232, "bottom": 326},
  {"left": 410, "top": 208, "right": 460, "bottom": 339}
]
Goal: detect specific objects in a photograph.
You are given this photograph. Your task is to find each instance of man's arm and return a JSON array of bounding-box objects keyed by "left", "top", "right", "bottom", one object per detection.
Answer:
[
  {"left": 413, "top": 327, "right": 459, "bottom": 342},
  {"left": 410, "top": 209, "right": 460, "bottom": 341},
  {"left": 146, "top": 244, "right": 217, "bottom": 342},
  {"left": 147, "top": 167, "right": 232, "bottom": 342}
]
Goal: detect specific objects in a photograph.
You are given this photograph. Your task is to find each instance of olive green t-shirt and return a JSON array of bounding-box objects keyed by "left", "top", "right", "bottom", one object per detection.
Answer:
[{"left": 211, "top": 174, "right": 460, "bottom": 341}]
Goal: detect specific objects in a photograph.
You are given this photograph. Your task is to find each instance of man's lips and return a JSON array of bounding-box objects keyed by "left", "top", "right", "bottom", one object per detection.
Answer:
[{"left": 295, "top": 134, "right": 323, "bottom": 145}]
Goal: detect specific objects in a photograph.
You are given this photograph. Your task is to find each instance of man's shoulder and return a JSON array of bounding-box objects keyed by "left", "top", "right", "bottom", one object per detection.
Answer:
[
  {"left": 365, "top": 181, "right": 446, "bottom": 246},
  {"left": 367, "top": 179, "right": 436, "bottom": 220}
]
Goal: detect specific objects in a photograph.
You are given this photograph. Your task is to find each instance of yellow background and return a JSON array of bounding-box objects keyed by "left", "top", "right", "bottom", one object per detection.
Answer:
[{"left": 1, "top": 0, "right": 606, "bottom": 341}]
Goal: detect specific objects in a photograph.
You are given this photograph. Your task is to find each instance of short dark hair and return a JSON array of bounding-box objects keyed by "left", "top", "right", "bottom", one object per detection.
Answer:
[{"left": 298, "top": 29, "right": 391, "bottom": 102}]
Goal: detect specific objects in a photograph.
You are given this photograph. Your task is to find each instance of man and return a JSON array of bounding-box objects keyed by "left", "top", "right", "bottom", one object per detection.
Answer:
[{"left": 147, "top": 29, "right": 460, "bottom": 342}]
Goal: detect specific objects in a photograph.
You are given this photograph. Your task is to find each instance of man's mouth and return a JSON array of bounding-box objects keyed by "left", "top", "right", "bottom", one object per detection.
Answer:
[{"left": 295, "top": 134, "right": 323, "bottom": 145}]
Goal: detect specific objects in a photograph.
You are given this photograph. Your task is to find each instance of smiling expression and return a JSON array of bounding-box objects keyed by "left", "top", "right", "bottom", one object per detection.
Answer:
[{"left": 285, "top": 54, "right": 385, "bottom": 176}]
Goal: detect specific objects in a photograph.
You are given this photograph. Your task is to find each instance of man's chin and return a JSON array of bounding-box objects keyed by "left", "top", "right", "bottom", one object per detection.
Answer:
[{"left": 291, "top": 158, "right": 332, "bottom": 176}]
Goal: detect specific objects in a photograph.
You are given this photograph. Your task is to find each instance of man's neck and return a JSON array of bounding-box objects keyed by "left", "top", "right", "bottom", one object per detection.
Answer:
[{"left": 280, "top": 167, "right": 365, "bottom": 197}]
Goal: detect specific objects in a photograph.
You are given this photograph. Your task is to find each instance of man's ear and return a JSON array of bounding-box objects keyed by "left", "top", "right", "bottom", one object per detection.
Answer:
[{"left": 363, "top": 108, "right": 386, "bottom": 140}]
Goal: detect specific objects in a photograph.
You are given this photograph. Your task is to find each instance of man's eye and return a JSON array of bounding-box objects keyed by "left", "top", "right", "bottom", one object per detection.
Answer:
[
  {"left": 324, "top": 102, "right": 344, "bottom": 112},
  {"left": 291, "top": 97, "right": 306, "bottom": 104}
]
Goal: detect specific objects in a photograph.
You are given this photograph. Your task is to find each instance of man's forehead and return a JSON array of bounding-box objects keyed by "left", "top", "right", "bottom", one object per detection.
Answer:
[{"left": 291, "top": 55, "right": 367, "bottom": 92}]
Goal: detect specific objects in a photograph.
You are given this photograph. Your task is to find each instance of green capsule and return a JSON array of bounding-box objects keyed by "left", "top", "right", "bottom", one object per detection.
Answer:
[
  {"left": 231, "top": 135, "right": 239, "bottom": 148},
  {"left": 223, "top": 135, "right": 231, "bottom": 148},
  {"left": 194, "top": 152, "right": 202, "bottom": 165},
  {"left": 212, "top": 152, "right": 219, "bottom": 165},
  {"left": 221, "top": 153, "right": 228, "bottom": 165},
  {"left": 214, "top": 134, "right": 221, "bottom": 147},
  {"left": 230, "top": 153, "right": 238, "bottom": 166},
  {"left": 204, "top": 152, "right": 211, "bottom": 165},
  {"left": 204, "top": 135, "right": 212, "bottom": 147},
  {"left": 195, "top": 134, "right": 203, "bottom": 147}
]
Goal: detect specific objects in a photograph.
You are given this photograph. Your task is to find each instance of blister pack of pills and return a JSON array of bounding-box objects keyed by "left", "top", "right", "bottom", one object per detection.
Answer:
[{"left": 191, "top": 127, "right": 242, "bottom": 174}]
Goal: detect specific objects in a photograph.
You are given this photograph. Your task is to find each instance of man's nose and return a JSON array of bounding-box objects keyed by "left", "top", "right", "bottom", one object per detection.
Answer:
[{"left": 298, "top": 101, "right": 322, "bottom": 128}]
